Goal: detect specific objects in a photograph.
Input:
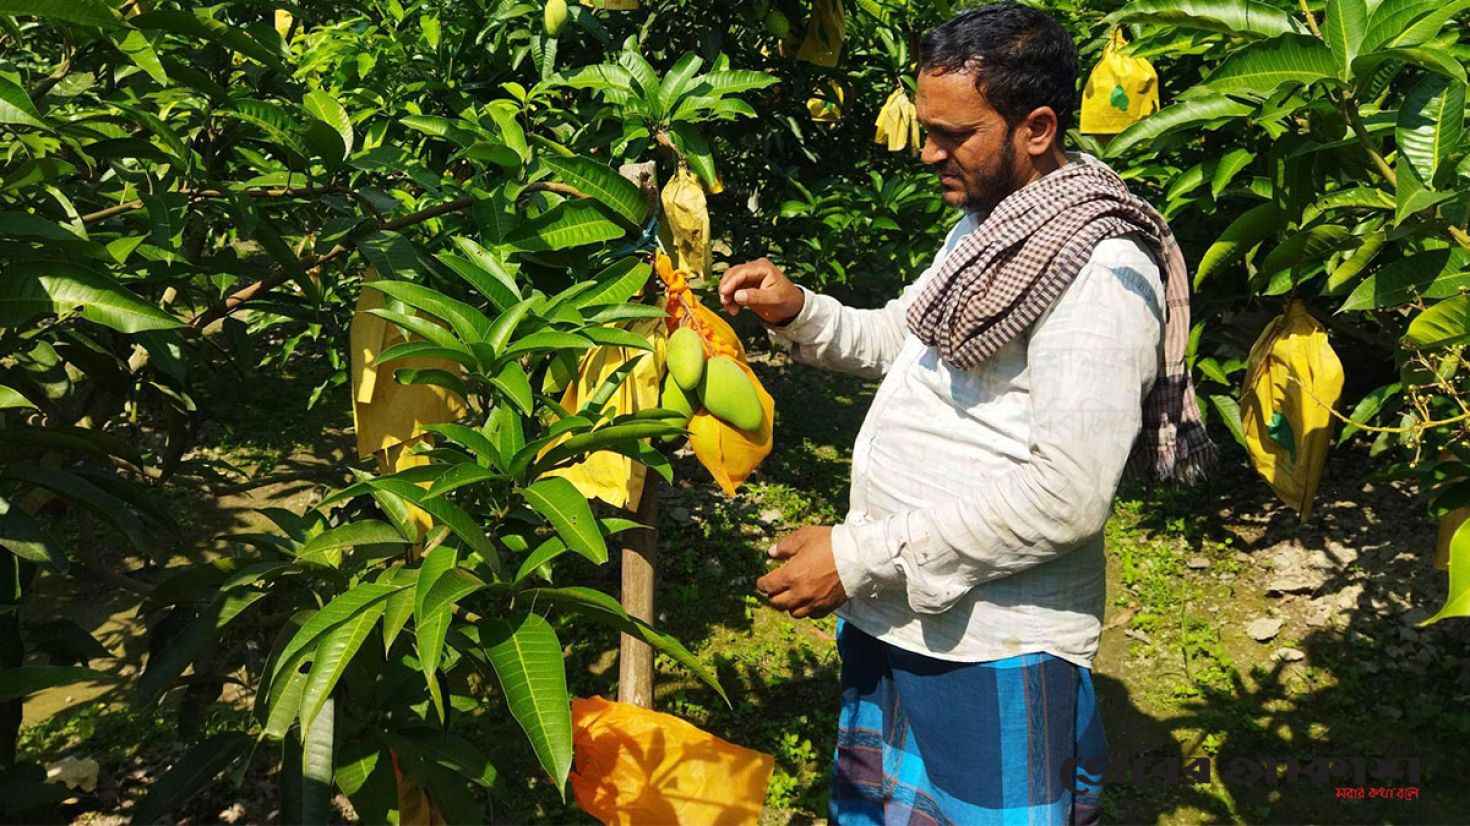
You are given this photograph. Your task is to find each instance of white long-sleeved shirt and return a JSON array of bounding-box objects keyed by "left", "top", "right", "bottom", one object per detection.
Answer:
[{"left": 767, "top": 190, "right": 1166, "bottom": 668}]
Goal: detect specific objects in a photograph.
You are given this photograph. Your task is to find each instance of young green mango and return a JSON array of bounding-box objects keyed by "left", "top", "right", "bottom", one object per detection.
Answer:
[
  {"left": 698, "top": 356, "right": 763, "bottom": 432},
  {"left": 667, "top": 326, "right": 706, "bottom": 391},
  {"left": 544, "top": 0, "right": 568, "bottom": 36},
  {"left": 659, "top": 373, "right": 694, "bottom": 444}
]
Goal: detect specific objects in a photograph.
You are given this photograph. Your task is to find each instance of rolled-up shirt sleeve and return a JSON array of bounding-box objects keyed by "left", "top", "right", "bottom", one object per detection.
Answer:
[{"left": 829, "top": 242, "right": 1166, "bottom": 612}]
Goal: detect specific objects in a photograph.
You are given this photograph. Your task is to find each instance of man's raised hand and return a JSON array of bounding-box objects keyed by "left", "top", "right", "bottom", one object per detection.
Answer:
[{"left": 717, "top": 257, "right": 804, "bottom": 325}]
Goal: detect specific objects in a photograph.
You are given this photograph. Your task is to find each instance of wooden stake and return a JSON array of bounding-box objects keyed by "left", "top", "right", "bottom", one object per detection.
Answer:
[
  {"left": 617, "top": 478, "right": 659, "bottom": 707},
  {"left": 617, "top": 160, "right": 661, "bottom": 708}
]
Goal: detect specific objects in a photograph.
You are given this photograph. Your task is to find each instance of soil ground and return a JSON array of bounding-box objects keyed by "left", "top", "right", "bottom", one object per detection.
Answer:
[{"left": 16, "top": 346, "right": 1470, "bottom": 825}]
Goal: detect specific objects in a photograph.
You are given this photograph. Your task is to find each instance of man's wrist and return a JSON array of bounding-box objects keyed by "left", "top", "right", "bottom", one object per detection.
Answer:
[{"left": 762, "top": 289, "right": 809, "bottom": 330}]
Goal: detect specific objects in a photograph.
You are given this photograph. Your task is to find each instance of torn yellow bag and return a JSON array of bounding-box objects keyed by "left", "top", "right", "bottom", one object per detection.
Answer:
[
  {"left": 538, "top": 314, "right": 667, "bottom": 511},
  {"left": 657, "top": 254, "right": 774, "bottom": 496},
  {"left": 569, "top": 696, "right": 775, "bottom": 826},
  {"left": 796, "top": 0, "right": 845, "bottom": 67},
  {"left": 659, "top": 164, "right": 712, "bottom": 280},
  {"left": 1240, "top": 299, "right": 1344, "bottom": 522},
  {"left": 1080, "top": 28, "right": 1159, "bottom": 134}
]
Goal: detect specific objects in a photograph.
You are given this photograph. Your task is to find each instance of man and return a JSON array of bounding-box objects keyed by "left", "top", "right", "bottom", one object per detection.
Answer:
[{"left": 718, "top": 4, "right": 1219, "bottom": 824}]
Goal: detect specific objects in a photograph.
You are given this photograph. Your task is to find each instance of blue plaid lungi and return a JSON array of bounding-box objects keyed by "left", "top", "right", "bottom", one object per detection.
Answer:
[{"left": 829, "top": 619, "right": 1105, "bottom": 825}]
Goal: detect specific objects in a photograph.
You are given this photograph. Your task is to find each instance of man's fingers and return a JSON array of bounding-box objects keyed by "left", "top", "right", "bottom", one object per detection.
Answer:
[
  {"left": 768, "top": 589, "right": 799, "bottom": 612},
  {"left": 756, "top": 568, "right": 788, "bottom": 597},
  {"left": 773, "top": 527, "right": 813, "bottom": 557}
]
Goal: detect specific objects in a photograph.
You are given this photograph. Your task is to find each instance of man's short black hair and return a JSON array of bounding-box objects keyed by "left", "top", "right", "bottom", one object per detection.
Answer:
[{"left": 918, "top": 2, "right": 1079, "bottom": 136}]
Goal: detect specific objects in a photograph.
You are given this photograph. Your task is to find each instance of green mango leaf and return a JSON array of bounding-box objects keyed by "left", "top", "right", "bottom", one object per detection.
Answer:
[
  {"left": 303, "top": 91, "right": 354, "bottom": 159},
  {"left": 133, "top": 9, "right": 285, "bottom": 71},
  {"left": 534, "top": 421, "right": 684, "bottom": 475},
  {"left": 299, "top": 606, "right": 382, "bottom": 736},
  {"left": 1338, "top": 248, "right": 1470, "bottom": 311},
  {"left": 522, "top": 477, "right": 607, "bottom": 564},
  {"left": 657, "top": 52, "right": 705, "bottom": 113},
  {"left": 133, "top": 591, "right": 268, "bottom": 707},
  {"left": 481, "top": 613, "right": 572, "bottom": 800},
  {"left": 0, "top": 77, "right": 47, "bottom": 128},
  {"left": 521, "top": 585, "right": 727, "bottom": 703},
  {"left": 1194, "top": 202, "right": 1282, "bottom": 287},
  {"left": 1419, "top": 515, "right": 1470, "bottom": 626},
  {"left": 1208, "top": 395, "right": 1247, "bottom": 448},
  {"left": 0, "top": 0, "right": 124, "bottom": 27},
  {"left": 110, "top": 29, "right": 168, "bottom": 84},
  {"left": 334, "top": 740, "right": 396, "bottom": 826},
  {"left": 1337, "top": 382, "right": 1401, "bottom": 444},
  {"left": 541, "top": 156, "right": 648, "bottom": 226},
  {"left": 366, "top": 280, "right": 494, "bottom": 344},
  {"left": 294, "top": 520, "right": 409, "bottom": 567},
  {"left": 422, "top": 423, "right": 503, "bottom": 468},
  {"left": 0, "top": 496, "right": 60, "bottom": 570},
  {"left": 1202, "top": 34, "right": 1337, "bottom": 97},
  {"left": 0, "top": 261, "right": 181, "bottom": 333},
  {"left": 131, "top": 732, "right": 253, "bottom": 826},
  {"left": 505, "top": 200, "right": 627, "bottom": 252},
  {"left": 1394, "top": 156, "right": 1455, "bottom": 225},
  {"left": 1323, "top": 0, "right": 1368, "bottom": 78},
  {"left": 492, "top": 361, "right": 535, "bottom": 416},
  {"left": 362, "top": 479, "right": 500, "bottom": 575},
  {"left": 2, "top": 464, "right": 151, "bottom": 552},
  {"left": 1353, "top": 46, "right": 1468, "bottom": 85},
  {"left": 270, "top": 583, "right": 408, "bottom": 685},
  {"left": 1104, "top": 0, "right": 1302, "bottom": 38},
  {"left": 1406, "top": 294, "right": 1470, "bottom": 348},
  {"left": 299, "top": 697, "right": 336, "bottom": 826},
  {"left": 1257, "top": 225, "right": 1354, "bottom": 279},
  {"left": 435, "top": 251, "right": 517, "bottom": 312},
  {"left": 0, "top": 665, "right": 113, "bottom": 704},
  {"left": 666, "top": 122, "right": 717, "bottom": 189},
  {"left": 1396, "top": 74, "right": 1464, "bottom": 186},
  {"left": 1363, "top": 0, "right": 1470, "bottom": 52}
]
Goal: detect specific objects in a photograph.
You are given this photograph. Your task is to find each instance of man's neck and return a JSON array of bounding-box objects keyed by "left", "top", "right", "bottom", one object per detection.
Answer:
[{"left": 1020, "top": 146, "right": 1072, "bottom": 188}]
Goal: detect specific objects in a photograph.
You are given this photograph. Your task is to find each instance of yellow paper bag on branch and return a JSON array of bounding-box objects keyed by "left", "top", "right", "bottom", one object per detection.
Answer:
[
  {"left": 1240, "top": 299, "right": 1344, "bottom": 522},
  {"left": 538, "top": 313, "right": 668, "bottom": 511},
  {"left": 1080, "top": 28, "right": 1159, "bottom": 134},
  {"left": 796, "top": 0, "right": 846, "bottom": 67}
]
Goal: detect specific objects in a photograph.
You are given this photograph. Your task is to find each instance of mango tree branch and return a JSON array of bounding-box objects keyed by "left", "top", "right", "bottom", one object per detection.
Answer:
[
  {"left": 186, "top": 192, "right": 476, "bottom": 331},
  {"left": 1295, "top": 0, "right": 1398, "bottom": 188},
  {"left": 81, "top": 185, "right": 351, "bottom": 224}
]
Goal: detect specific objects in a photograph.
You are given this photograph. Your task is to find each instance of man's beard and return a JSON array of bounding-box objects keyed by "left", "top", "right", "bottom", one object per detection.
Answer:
[{"left": 951, "top": 124, "right": 1019, "bottom": 214}]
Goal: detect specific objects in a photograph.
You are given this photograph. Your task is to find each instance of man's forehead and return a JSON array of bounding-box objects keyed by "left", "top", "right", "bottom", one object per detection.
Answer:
[{"left": 916, "top": 71, "right": 995, "bottom": 128}]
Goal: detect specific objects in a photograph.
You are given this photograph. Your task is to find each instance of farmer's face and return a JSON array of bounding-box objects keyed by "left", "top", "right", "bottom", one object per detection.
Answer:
[{"left": 916, "top": 68, "right": 1025, "bottom": 214}]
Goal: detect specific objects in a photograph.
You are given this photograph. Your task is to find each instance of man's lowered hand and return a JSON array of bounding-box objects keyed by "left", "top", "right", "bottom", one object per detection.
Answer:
[{"left": 755, "top": 525, "right": 848, "bottom": 620}]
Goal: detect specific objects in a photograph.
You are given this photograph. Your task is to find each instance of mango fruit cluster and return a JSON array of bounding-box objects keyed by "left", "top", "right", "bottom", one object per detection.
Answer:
[{"left": 663, "top": 327, "right": 763, "bottom": 435}]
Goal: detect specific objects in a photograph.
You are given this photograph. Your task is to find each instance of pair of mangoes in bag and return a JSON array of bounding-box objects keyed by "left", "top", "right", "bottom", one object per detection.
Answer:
[{"left": 661, "top": 327, "right": 763, "bottom": 435}]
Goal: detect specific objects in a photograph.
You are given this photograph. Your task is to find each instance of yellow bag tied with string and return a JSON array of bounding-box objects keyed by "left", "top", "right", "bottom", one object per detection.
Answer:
[
  {"left": 537, "top": 314, "right": 667, "bottom": 511},
  {"left": 659, "top": 164, "right": 712, "bottom": 280},
  {"left": 350, "top": 265, "right": 469, "bottom": 538},
  {"left": 796, "top": 0, "right": 845, "bottom": 67},
  {"left": 1240, "top": 299, "right": 1344, "bottom": 522},
  {"left": 569, "top": 695, "right": 775, "bottom": 826},
  {"left": 1080, "top": 28, "right": 1159, "bottom": 134}
]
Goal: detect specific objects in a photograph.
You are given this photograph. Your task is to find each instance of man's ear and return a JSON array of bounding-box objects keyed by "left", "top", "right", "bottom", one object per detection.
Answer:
[{"left": 1020, "top": 106, "right": 1059, "bottom": 157}]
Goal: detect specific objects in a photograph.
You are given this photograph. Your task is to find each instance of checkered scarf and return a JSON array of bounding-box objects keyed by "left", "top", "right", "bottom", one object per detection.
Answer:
[{"left": 905, "top": 152, "right": 1219, "bottom": 486}]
